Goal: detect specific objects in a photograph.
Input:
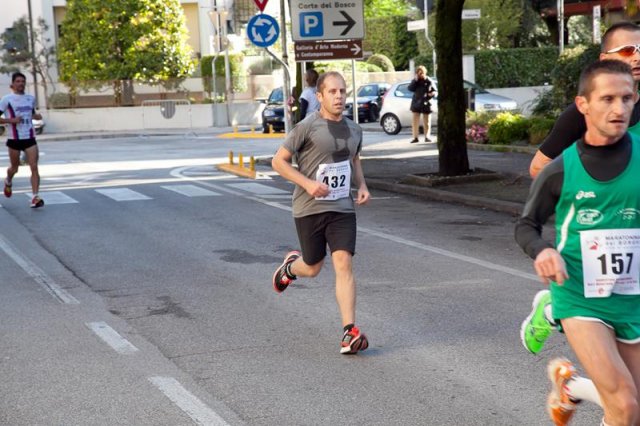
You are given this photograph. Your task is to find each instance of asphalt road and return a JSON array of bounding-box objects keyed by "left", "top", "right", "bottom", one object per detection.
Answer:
[{"left": 0, "top": 130, "right": 599, "bottom": 425}]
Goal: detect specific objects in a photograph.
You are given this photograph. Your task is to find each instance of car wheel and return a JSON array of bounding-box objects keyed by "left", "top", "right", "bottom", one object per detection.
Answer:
[
  {"left": 381, "top": 114, "right": 401, "bottom": 135},
  {"left": 263, "top": 124, "right": 270, "bottom": 134},
  {"left": 368, "top": 104, "right": 379, "bottom": 123},
  {"left": 35, "top": 127, "right": 43, "bottom": 135}
]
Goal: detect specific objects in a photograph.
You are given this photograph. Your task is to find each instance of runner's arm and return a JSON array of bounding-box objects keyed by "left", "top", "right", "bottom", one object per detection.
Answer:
[
  {"left": 271, "top": 146, "right": 329, "bottom": 197},
  {"left": 515, "top": 158, "right": 564, "bottom": 259},
  {"left": 530, "top": 104, "right": 585, "bottom": 178},
  {"left": 351, "top": 154, "right": 370, "bottom": 205}
]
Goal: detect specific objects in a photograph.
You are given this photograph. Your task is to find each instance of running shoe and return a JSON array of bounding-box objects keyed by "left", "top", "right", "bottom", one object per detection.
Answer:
[
  {"left": 3, "top": 179, "right": 11, "bottom": 198},
  {"left": 340, "top": 326, "right": 369, "bottom": 354},
  {"left": 547, "top": 357, "right": 577, "bottom": 426},
  {"left": 272, "top": 251, "right": 300, "bottom": 293},
  {"left": 520, "top": 289, "right": 553, "bottom": 354},
  {"left": 30, "top": 195, "right": 44, "bottom": 208}
]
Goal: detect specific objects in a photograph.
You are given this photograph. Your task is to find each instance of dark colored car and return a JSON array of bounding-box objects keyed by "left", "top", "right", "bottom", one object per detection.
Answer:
[
  {"left": 343, "top": 82, "right": 391, "bottom": 123},
  {"left": 261, "top": 87, "right": 285, "bottom": 133}
]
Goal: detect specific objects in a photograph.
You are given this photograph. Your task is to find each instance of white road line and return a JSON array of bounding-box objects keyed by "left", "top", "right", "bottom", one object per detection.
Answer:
[
  {"left": 0, "top": 234, "right": 80, "bottom": 304},
  {"left": 149, "top": 376, "right": 229, "bottom": 426},
  {"left": 358, "top": 227, "right": 539, "bottom": 281},
  {"left": 172, "top": 166, "right": 538, "bottom": 282},
  {"left": 226, "top": 182, "right": 290, "bottom": 195},
  {"left": 162, "top": 184, "right": 222, "bottom": 197},
  {"left": 96, "top": 188, "right": 152, "bottom": 201},
  {"left": 25, "top": 191, "right": 78, "bottom": 205},
  {"left": 86, "top": 321, "right": 139, "bottom": 354}
]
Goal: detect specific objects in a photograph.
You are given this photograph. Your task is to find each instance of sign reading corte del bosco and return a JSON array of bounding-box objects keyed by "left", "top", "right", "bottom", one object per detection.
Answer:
[{"left": 291, "top": 0, "right": 364, "bottom": 41}]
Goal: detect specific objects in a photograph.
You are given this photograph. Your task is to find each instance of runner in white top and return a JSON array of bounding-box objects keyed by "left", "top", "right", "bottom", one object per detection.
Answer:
[{"left": 0, "top": 72, "right": 44, "bottom": 208}]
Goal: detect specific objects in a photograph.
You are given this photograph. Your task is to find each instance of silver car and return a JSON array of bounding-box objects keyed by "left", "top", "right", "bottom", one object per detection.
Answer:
[{"left": 379, "top": 78, "right": 518, "bottom": 135}]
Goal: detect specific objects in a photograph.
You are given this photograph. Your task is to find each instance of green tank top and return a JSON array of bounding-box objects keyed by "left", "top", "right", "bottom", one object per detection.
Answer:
[
  {"left": 552, "top": 136, "right": 640, "bottom": 322},
  {"left": 629, "top": 120, "right": 640, "bottom": 138}
]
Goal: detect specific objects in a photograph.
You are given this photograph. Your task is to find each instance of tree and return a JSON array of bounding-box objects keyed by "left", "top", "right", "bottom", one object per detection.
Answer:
[
  {"left": 461, "top": 0, "right": 522, "bottom": 50},
  {"left": 57, "top": 0, "right": 195, "bottom": 106},
  {"left": 364, "top": 0, "right": 411, "bottom": 18},
  {"left": 0, "top": 17, "right": 56, "bottom": 108},
  {"left": 435, "top": 0, "right": 469, "bottom": 176}
]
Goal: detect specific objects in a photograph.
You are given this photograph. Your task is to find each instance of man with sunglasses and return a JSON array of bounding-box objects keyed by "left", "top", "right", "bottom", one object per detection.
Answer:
[{"left": 520, "top": 22, "right": 640, "bottom": 356}]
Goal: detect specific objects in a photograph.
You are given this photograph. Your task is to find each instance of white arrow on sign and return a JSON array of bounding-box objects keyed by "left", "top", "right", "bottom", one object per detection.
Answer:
[
  {"left": 350, "top": 43, "right": 361, "bottom": 55},
  {"left": 251, "top": 17, "right": 278, "bottom": 43}
]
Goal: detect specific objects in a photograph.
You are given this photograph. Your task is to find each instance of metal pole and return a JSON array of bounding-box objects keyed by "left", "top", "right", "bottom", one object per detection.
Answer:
[
  {"left": 211, "top": 54, "right": 218, "bottom": 125},
  {"left": 27, "top": 0, "right": 39, "bottom": 107},
  {"left": 267, "top": 48, "right": 292, "bottom": 133},
  {"left": 280, "top": 0, "right": 292, "bottom": 132},
  {"left": 351, "top": 59, "right": 357, "bottom": 122},
  {"left": 423, "top": 0, "right": 436, "bottom": 74},
  {"left": 558, "top": 0, "right": 564, "bottom": 54}
]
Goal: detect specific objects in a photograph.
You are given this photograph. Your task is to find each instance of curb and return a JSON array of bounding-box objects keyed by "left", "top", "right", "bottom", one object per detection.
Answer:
[{"left": 366, "top": 178, "right": 524, "bottom": 216}]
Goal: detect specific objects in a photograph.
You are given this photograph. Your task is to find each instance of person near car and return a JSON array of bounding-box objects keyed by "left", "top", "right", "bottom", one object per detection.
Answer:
[
  {"left": 519, "top": 21, "right": 640, "bottom": 359},
  {"left": 0, "top": 72, "right": 44, "bottom": 208},
  {"left": 271, "top": 71, "right": 371, "bottom": 355},
  {"left": 407, "top": 65, "right": 436, "bottom": 143},
  {"left": 298, "top": 68, "right": 320, "bottom": 120}
]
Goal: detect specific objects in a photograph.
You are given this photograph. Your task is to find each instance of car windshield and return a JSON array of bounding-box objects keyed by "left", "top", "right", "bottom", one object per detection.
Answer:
[{"left": 268, "top": 88, "right": 284, "bottom": 103}]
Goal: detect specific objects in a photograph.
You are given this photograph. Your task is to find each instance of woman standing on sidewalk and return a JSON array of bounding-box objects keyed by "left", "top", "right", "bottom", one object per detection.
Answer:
[{"left": 408, "top": 65, "right": 436, "bottom": 143}]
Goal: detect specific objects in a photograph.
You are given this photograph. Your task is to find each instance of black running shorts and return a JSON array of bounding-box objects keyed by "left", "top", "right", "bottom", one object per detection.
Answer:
[
  {"left": 6, "top": 138, "right": 37, "bottom": 151},
  {"left": 294, "top": 212, "right": 357, "bottom": 265}
]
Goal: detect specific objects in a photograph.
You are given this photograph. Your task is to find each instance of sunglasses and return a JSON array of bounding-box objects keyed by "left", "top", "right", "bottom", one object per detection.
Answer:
[{"left": 605, "top": 44, "right": 640, "bottom": 57}]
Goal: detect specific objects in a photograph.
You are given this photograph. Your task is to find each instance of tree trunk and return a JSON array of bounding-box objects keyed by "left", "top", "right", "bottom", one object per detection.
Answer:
[{"left": 435, "top": 0, "right": 469, "bottom": 176}]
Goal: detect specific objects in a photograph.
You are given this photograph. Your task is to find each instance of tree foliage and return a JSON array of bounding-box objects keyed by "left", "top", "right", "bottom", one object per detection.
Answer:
[
  {"left": 364, "top": 0, "right": 411, "bottom": 18},
  {"left": 461, "top": 0, "right": 522, "bottom": 50},
  {"left": 58, "top": 0, "right": 195, "bottom": 103},
  {"left": 0, "top": 17, "right": 57, "bottom": 107}
]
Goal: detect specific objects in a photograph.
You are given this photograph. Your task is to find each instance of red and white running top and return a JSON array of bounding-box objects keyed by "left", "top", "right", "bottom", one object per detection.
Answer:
[{"left": 0, "top": 93, "right": 36, "bottom": 140}]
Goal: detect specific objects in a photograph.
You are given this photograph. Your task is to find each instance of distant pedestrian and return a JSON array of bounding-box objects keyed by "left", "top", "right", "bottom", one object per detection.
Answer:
[
  {"left": 271, "top": 71, "right": 371, "bottom": 355},
  {"left": 298, "top": 68, "right": 320, "bottom": 120},
  {"left": 408, "top": 65, "right": 436, "bottom": 143},
  {"left": 0, "top": 72, "right": 44, "bottom": 208}
]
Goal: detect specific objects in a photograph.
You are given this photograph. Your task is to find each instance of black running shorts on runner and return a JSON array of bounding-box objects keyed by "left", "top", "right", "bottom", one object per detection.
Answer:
[
  {"left": 6, "top": 138, "right": 37, "bottom": 151},
  {"left": 294, "top": 212, "right": 357, "bottom": 265}
]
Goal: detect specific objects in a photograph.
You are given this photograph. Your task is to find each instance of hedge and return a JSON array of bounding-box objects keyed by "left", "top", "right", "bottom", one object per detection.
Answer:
[
  {"left": 473, "top": 47, "right": 559, "bottom": 88},
  {"left": 200, "top": 53, "right": 247, "bottom": 94},
  {"left": 363, "top": 16, "right": 418, "bottom": 70}
]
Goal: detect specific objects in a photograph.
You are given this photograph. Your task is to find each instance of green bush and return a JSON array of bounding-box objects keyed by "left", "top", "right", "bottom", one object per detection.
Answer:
[
  {"left": 367, "top": 53, "right": 395, "bottom": 72},
  {"left": 473, "top": 47, "right": 558, "bottom": 88},
  {"left": 247, "top": 57, "right": 281, "bottom": 75},
  {"left": 466, "top": 110, "right": 499, "bottom": 127},
  {"left": 527, "top": 115, "right": 556, "bottom": 145},
  {"left": 314, "top": 60, "right": 382, "bottom": 74},
  {"left": 548, "top": 44, "right": 600, "bottom": 107},
  {"left": 201, "top": 53, "right": 246, "bottom": 93},
  {"left": 364, "top": 16, "right": 418, "bottom": 70},
  {"left": 487, "top": 112, "right": 528, "bottom": 145}
]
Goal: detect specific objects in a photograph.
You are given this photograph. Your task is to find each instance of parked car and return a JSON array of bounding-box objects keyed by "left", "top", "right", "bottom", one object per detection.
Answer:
[
  {"left": 343, "top": 82, "right": 390, "bottom": 123},
  {"left": 0, "top": 117, "right": 45, "bottom": 136},
  {"left": 378, "top": 79, "right": 518, "bottom": 135},
  {"left": 261, "top": 87, "right": 285, "bottom": 133}
]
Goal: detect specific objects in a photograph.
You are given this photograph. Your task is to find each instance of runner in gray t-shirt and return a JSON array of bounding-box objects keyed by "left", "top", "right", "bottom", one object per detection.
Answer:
[{"left": 271, "top": 71, "right": 371, "bottom": 355}]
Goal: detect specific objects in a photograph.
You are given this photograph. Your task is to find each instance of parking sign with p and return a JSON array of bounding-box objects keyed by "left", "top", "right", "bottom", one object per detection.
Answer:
[{"left": 301, "top": 12, "right": 323, "bottom": 37}]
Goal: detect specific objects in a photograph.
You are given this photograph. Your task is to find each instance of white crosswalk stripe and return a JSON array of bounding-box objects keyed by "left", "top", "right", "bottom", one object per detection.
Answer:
[
  {"left": 95, "top": 188, "right": 152, "bottom": 201},
  {"left": 28, "top": 191, "right": 78, "bottom": 205},
  {"left": 161, "top": 184, "right": 222, "bottom": 197},
  {"left": 226, "top": 182, "right": 290, "bottom": 195}
]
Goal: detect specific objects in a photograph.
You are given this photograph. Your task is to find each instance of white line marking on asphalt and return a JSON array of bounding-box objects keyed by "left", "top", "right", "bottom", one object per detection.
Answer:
[
  {"left": 173, "top": 166, "right": 538, "bottom": 282},
  {"left": 162, "top": 184, "right": 222, "bottom": 197},
  {"left": 0, "top": 234, "right": 80, "bottom": 304},
  {"left": 358, "top": 227, "right": 539, "bottom": 281},
  {"left": 86, "top": 321, "right": 139, "bottom": 354},
  {"left": 226, "top": 182, "right": 290, "bottom": 195},
  {"left": 149, "top": 376, "right": 229, "bottom": 426},
  {"left": 96, "top": 188, "right": 152, "bottom": 201},
  {"left": 25, "top": 191, "right": 78, "bottom": 205}
]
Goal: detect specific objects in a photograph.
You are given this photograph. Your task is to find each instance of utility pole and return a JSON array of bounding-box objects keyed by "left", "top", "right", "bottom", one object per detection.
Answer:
[
  {"left": 557, "top": 0, "right": 564, "bottom": 54},
  {"left": 279, "top": 0, "right": 292, "bottom": 133},
  {"left": 423, "top": 0, "right": 436, "bottom": 74},
  {"left": 27, "top": 0, "right": 39, "bottom": 107}
]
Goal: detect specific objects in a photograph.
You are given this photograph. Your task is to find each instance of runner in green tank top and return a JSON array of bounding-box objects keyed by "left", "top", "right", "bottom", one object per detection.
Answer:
[
  {"left": 516, "top": 60, "right": 640, "bottom": 426},
  {"left": 520, "top": 22, "right": 640, "bottom": 357}
]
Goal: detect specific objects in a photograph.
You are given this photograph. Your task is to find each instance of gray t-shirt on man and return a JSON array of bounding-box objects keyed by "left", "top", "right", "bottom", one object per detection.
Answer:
[{"left": 282, "top": 111, "right": 363, "bottom": 218}]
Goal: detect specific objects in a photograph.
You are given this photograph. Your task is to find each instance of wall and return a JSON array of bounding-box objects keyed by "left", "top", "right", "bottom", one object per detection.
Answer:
[
  {"left": 488, "top": 85, "right": 552, "bottom": 116},
  {"left": 42, "top": 102, "right": 265, "bottom": 133}
]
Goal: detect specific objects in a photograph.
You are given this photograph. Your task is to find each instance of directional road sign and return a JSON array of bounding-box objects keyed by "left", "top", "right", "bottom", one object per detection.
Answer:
[
  {"left": 294, "top": 40, "right": 363, "bottom": 61},
  {"left": 291, "top": 1, "right": 364, "bottom": 41},
  {"left": 247, "top": 14, "right": 280, "bottom": 48}
]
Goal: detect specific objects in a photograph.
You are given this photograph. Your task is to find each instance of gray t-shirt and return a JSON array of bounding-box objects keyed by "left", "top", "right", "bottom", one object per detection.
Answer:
[{"left": 282, "top": 111, "right": 363, "bottom": 218}]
